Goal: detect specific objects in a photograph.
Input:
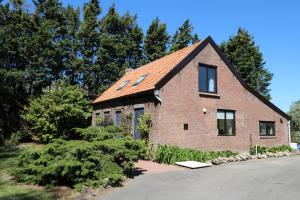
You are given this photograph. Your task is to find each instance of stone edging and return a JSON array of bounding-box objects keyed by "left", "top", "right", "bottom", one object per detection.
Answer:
[{"left": 210, "top": 151, "right": 300, "bottom": 165}]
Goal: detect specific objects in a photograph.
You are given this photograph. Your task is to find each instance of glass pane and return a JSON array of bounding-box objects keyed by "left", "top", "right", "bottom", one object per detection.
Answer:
[
  {"left": 260, "top": 123, "right": 266, "bottom": 136},
  {"left": 199, "top": 66, "right": 207, "bottom": 92},
  {"left": 208, "top": 68, "right": 216, "bottom": 92},
  {"left": 226, "top": 119, "right": 234, "bottom": 135},
  {"left": 226, "top": 112, "right": 234, "bottom": 120},
  {"left": 267, "top": 123, "right": 275, "bottom": 135},
  {"left": 115, "top": 111, "right": 122, "bottom": 127},
  {"left": 218, "top": 119, "right": 225, "bottom": 135},
  {"left": 217, "top": 111, "right": 225, "bottom": 119}
]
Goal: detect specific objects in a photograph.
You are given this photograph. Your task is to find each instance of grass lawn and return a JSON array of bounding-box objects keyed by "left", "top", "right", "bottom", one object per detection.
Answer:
[{"left": 0, "top": 144, "right": 55, "bottom": 200}]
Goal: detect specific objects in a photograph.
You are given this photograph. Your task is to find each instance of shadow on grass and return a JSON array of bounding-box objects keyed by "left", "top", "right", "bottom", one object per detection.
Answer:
[{"left": 0, "top": 146, "right": 55, "bottom": 200}]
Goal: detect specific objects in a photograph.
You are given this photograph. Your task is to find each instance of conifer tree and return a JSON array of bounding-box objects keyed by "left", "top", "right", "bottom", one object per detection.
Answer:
[
  {"left": 170, "top": 19, "right": 199, "bottom": 52},
  {"left": 97, "top": 4, "right": 143, "bottom": 91},
  {"left": 77, "top": 0, "right": 101, "bottom": 98},
  {"left": 64, "top": 6, "right": 81, "bottom": 85},
  {"left": 220, "top": 28, "right": 273, "bottom": 100},
  {"left": 144, "top": 17, "right": 170, "bottom": 63}
]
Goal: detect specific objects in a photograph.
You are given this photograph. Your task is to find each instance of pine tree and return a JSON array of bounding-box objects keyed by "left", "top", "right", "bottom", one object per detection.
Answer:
[
  {"left": 170, "top": 19, "right": 199, "bottom": 52},
  {"left": 144, "top": 17, "right": 170, "bottom": 63},
  {"left": 97, "top": 4, "right": 143, "bottom": 91},
  {"left": 220, "top": 28, "right": 273, "bottom": 100},
  {"left": 32, "top": 0, "right": 68, "bottom": 93},
  {"left": 77, "top": 0, "right": 101, "bottom": 98},
  {"left": 64, "top": 6, "right": 81, "bottom": 85}
]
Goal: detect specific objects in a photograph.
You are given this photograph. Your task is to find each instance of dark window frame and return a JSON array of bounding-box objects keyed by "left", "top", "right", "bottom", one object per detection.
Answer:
[
  {"left": 217, "top": 109, "right": 236, "bottom": 136},
  {"left": 259, "top": 121, "right": 275, "bottom": 136},
  {"left": 198, "top": 63, "right": 218, "bottom": 94}
]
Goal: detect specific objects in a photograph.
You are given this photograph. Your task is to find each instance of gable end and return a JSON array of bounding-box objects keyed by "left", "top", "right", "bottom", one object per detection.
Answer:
[{"left": 155, "top": 36, "right": 290, "bottom": 120}]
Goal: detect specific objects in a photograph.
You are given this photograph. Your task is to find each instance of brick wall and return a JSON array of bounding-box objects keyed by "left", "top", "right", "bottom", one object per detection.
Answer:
[{"left": 153, "top": 43, "right": 288, "bottom": 152}]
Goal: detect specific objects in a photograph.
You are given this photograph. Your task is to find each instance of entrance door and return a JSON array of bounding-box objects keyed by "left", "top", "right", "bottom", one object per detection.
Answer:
[{"left": 133, "top": 107, "right": 144, "bottom": 139}]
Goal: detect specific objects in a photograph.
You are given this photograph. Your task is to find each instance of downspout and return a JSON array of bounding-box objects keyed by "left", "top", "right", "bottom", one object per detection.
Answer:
[
  {"left": 288, "top": 120, "right": 291, "bottom": 145},
  {"left": 154, "top": 89, "right": 162, "bottom": 103},
  {"left": 154, "top": 89, "right": 162, "bottom": 145}
]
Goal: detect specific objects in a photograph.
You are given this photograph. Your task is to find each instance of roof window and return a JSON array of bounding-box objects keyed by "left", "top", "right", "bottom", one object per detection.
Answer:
[
  {"left": 133, "top": 74, "right": 148, "bottom": 86},
  {"left": 116, "top": 80, "right": 130, "bottom": 91}
]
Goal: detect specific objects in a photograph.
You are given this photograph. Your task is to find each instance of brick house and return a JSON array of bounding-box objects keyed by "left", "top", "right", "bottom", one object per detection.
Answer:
[{"left": 92, "top": 36, "right": 290, "bottom": 152}]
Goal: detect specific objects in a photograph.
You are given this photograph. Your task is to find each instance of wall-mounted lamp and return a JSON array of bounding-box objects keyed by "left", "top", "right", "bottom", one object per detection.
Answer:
[{"left": 203, "top": 108, "right": 207, "bottom": 114}]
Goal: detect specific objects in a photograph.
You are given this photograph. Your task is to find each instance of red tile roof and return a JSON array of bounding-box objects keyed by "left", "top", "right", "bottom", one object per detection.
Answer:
[{"left": 93, "top": 41, "right": 202, "bottom": 104}]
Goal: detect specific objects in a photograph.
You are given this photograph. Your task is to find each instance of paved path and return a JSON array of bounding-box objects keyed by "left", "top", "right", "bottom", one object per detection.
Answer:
[{"left": 98, "top": 156, "right": 300, "bottom": 200}]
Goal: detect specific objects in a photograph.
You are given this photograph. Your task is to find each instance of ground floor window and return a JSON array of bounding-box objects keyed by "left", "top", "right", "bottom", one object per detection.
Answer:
[
  {"left": 217, "top": 110, "right": 235, "bottom": 136},
  {"left": 103, "top": 111, "right": 113, "bottom": 126},
  {"left": 115, "top": 110, "right": 122, "bottom": 127},
  {"left": 259, "top": 121, "right": 275, "bottom": 136}
]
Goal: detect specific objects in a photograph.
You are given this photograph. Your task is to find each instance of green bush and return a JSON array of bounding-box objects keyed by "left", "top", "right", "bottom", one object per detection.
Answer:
[
  {"left": 154, "top": 145, "right": 238, "bottom": 164},
  {"left": 11, "top": 134, "right": 148, "bottom": 189},
  {"left": 22, "top": 85, "right": 92, "bottom": 143},
  {"left": 249, "top": 145, "right": 292, "bottom": 155},
  {"left": 138, "top": 113, "right": 152, "bottom": 141}
]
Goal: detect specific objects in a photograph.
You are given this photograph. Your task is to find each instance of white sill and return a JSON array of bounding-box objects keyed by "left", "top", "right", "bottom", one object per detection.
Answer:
[{"left": 199, "top": 92, "right": 220, "bottom": 98}]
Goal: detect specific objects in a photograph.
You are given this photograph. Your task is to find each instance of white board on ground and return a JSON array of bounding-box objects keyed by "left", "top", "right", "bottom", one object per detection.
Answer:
[{"left": 175, "top": 161, "right": 212, "bottom": 169}]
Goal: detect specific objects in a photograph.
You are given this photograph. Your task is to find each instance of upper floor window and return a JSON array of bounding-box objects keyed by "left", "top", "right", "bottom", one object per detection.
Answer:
[
  {"left": 133, "top": 74, "right": 148, "bottom": 86},
  {"left": 199, "top": 64, "right": 217, "bottom": 93},
  {"left": 217, "top": 110, "right": 235, "bottom": 136},
  {"left": 259, "top": 121, "right": 275, "bottom": 136},
  {"left": 116, "top": 80, "right": 130, "bottom": 91}
]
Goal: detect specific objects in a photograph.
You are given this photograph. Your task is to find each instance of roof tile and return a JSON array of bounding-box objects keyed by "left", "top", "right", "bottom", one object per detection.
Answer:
[{"left": 92, "top": 41, "right": 202, "bottom": 104}]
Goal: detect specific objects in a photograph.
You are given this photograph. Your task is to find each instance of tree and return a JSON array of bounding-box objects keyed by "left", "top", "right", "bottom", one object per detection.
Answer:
[
  {"left": 31, "top": 0, "right": 70, "bottom": 93},
  {"left": 289, "top": 100, "right": 300, "bottom": 132},
  {"left": 220, "top": 28, "right": 273, "bottom": 100},
  {"left": 170, "top": 19, "right": 199, "bottom": 52},
  {"left": 22, "top": 84, "right": 92, "bottom": 143},
  {"left": 77, "top": 0, "right": 101, "bottom": 98},
  {"left": 0, "top": 69, "right": 28, "bottom": 137},
  {"left": 144, "top": 17, "right": 170, "bottom": 63},
  {"left": 97, "top": 4, "right": 143, "bottom": 91},
  {"left": 64, "top": 5, "right": 81, "bottom": 85}
]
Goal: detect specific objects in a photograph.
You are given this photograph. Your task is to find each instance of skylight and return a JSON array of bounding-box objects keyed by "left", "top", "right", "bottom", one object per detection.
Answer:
[
  {"left": 132, "top": 74, "right": 148, "bottom": 86},
  {"left": 116, "top": 80, "right": 130, "bottom": 91}
]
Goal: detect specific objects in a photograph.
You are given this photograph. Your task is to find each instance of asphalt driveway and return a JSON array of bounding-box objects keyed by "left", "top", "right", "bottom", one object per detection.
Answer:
[{"left": 99, "top": 156, "right": 300, "bottom": 200}]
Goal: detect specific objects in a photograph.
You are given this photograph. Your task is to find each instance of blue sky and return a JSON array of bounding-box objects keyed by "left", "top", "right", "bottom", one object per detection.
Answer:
[{"left": 62, "top": 0, "right": 299, "bottom": 111}]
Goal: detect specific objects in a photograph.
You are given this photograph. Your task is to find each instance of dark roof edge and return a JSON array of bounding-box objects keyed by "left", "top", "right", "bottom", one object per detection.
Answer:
[
  {"left": 155, "top": 36, "right": 290, "bottom": 120},
  {"left": 92, "top": 89, "right": 154, "bottom": 105}
]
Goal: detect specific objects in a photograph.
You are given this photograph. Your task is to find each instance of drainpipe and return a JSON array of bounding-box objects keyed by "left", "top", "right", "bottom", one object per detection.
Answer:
[
  {"left": 288, "top": 120, "right": 291, "bottom": 145},
  {"left": 154, "top": 89, "right": 162, "bottom": 103}
]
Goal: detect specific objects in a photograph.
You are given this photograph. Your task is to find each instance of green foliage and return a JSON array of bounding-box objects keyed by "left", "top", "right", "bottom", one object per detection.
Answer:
[
  {"left": 97, "top": 4, "right": 144, "bottom": 91},
  {"left": 0, "top": 129, "right": 4, "bottom": 147},
  {"left": 22, "top": 85, "right": 91, "bottom": 143},
  {"left": 137, "top": 113, "right": 152, "bottom": 141},
  {"left": 11, "top": 126, "right": 148, "bottom": 189},
  {"left": 144, "top": 17, "right": 170, "bottom": 63},
  {"left": 289, "top": 100, "right": 300, "bottom": 132},
  {"left": 154, "top": 145, "right": 238, "bottom": 164},
  {"left": 170, "top": 19, "right": 199, "bottom": 52},
  {"left": 291, "top": 131, "right": 300, "bottom": 144},
  {"left": 73, "top": 126, "right": 127, "bottom": 141},
  {"left": 0, "top": 69, "right": 28, "bottom": 137},
  {"left": 220, "top": 28, "right": 273, "bottom": 100},
  {"left": 249, "top": 145, "right": 292, "bottom": 155}
]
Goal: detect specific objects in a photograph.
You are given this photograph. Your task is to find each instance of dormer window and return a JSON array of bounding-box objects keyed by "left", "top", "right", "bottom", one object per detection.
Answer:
[
  {"left": 133, "top": 74, "right": 148, "bottom": 86},
  {"left": 116, "top": 80, "right": 130, "bottom": 91}
]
